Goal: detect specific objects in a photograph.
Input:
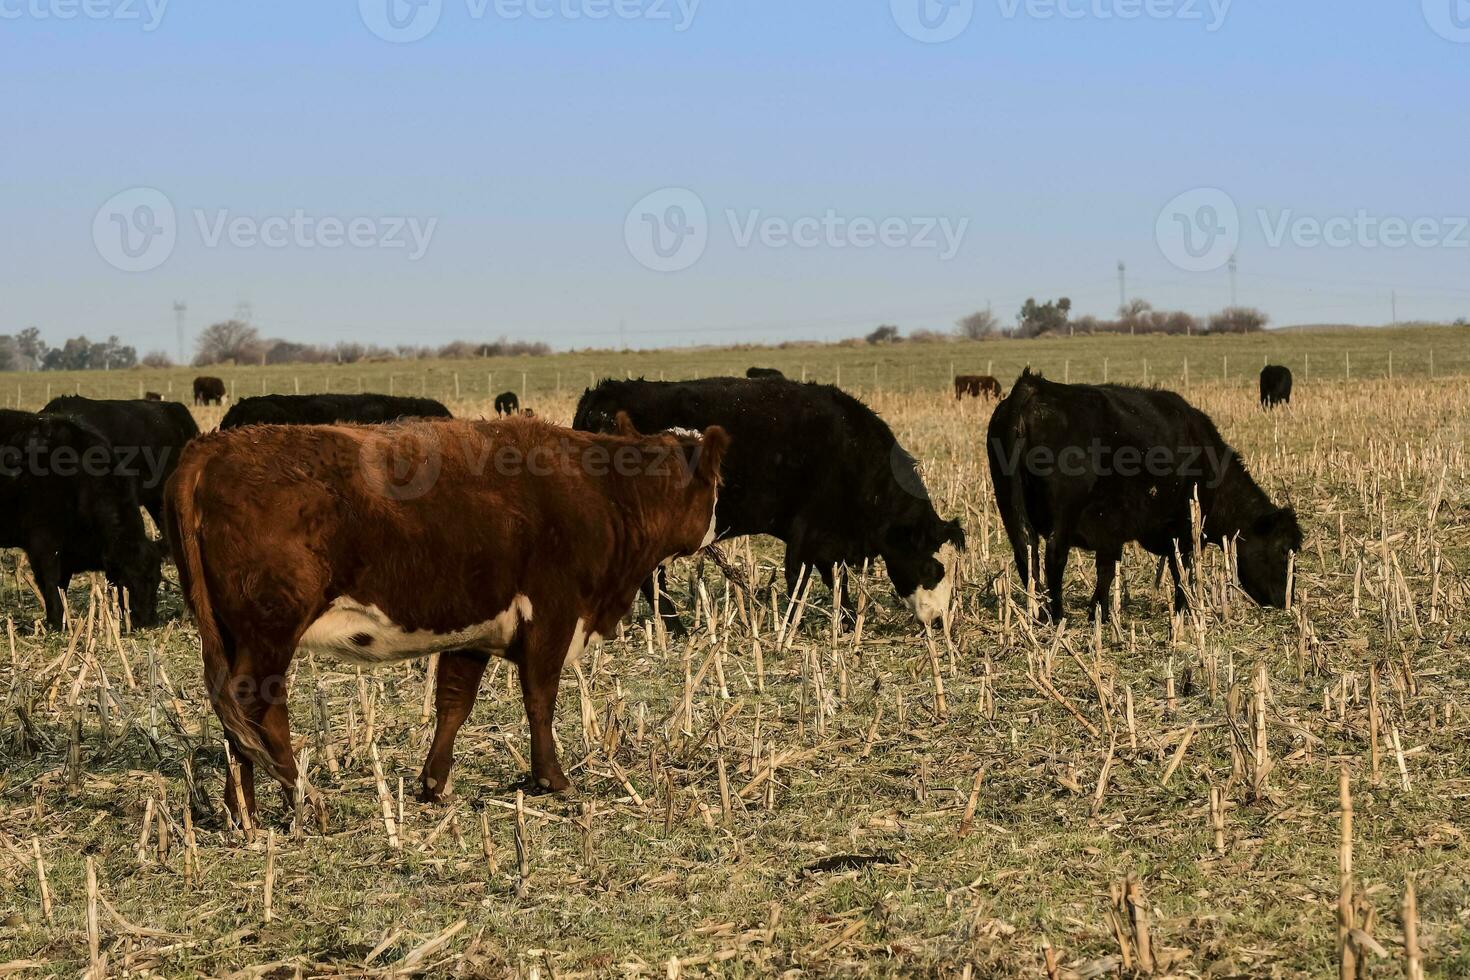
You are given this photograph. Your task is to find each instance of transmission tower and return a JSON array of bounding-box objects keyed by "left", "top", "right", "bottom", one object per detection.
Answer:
[{"left": 1117, "top": 261, "right": 1126, "bottom": 311}]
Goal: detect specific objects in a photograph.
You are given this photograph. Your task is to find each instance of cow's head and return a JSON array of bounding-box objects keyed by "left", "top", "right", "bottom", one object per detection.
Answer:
[
  {"left": 883, "top": 515, "right": 966, "bottom": 626},
  {"left": 646, "top": 419, "right": 729, "bottom": 556},
  {"left": 1236, "top": 506, "right": 1302, "bottom": 607}
]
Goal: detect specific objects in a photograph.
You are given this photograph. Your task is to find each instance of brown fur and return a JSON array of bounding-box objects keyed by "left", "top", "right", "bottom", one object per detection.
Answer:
[
  {"left": 955, "top": 375, "right": 1002, "bottom": 400},
  {"left": 166, "top": 415, "right": 727, "bottom": 819}
]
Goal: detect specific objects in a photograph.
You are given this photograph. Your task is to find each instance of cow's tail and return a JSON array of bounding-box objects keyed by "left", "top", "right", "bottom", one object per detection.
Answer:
[
  {"left": 988, "top": 373, "right": 1040, "bottom": 582},
  {"left": 165, "top": 454, "right": 278, "bottom": 781}
]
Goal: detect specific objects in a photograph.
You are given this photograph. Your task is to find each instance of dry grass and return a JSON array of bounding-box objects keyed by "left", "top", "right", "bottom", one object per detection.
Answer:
[{"left": 1, "top": 328, "right": 1468, "bottom": 977}]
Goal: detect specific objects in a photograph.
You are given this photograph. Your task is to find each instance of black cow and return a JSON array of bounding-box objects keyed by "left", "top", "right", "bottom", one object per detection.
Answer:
[
  {"left": 0, "top": 411, "right": 160, "bottom": 630},
  {"left": 41, "top": 396, "right": 201, "bottom": 529},
  {"left": 1260, "top": 365, "right": 1292, "bottom": 408},
  {"left": 219, "top": 393, "right": 452, "bottom": 429},
  {"left": 193, "top": 376, "right": 226, "bottom": 406},
  {"left": 746, "top": 367, "right": 784, "bottom": 380},
  {"left": 574, "top": 377, "right": 965, "bottom": 630},
  {"left": 494, "top": 391, "right": 520, "bottom": 416},
  {"left": 987, "top": 369, "right": 1301, "bottom": 621}
]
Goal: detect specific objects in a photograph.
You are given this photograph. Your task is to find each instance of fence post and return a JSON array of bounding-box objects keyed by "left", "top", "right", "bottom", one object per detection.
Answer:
[{"left": 1345, "top": 351, "right": 1350, "bottom": 381}]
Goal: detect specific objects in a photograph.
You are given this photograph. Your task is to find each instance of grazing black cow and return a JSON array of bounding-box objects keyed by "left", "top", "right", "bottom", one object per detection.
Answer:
[
  {"left": 494, "top": 391, "right": 520, "bottom": 416},
  {"left": 193, "top": 376, "right": 226, "bottom": 406},
  {"left": 574, "top": 377, "right": 965, "bottom": 630},
  {"left": 746, "top": 367, "right": 784, "bottom": 380},
  {"left": 219, "top": 393, "right": 452, "bottom": 429},
  {"left": 41, "top": 396, "right": 201, "bottom": 529},
  {"left": 0, "top": 411, "right": 160, "bottom": 629},
  {"left": 987, "top": 369, "right": 1301, "bottom": 621},
  {"left": 1260, "top": 365, "right": 1292, "bottom": 408}
]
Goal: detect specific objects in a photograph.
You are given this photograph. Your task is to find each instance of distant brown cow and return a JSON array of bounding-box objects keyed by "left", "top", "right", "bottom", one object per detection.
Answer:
[
  {"left": 192, "top": 376, "right": 226, "bottom": 406},
  {"left": 166, "top": 416, "right": 728, "bottom": 821},
  {"left": 955, "top": 375, "right": 1002, "bottom": 400},
  {"left": 144, "top": 391, "right": 163, "bottom": 401}
]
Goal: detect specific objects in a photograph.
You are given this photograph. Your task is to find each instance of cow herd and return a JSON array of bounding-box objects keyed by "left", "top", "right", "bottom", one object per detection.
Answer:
[{"left": 0, "top": 363, "right": 1300, "bottom": 821}]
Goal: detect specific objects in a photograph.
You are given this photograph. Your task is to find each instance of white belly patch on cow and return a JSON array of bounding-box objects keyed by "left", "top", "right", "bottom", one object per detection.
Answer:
[{"left": 297, "top": 594, "right": 533, "bottom": 666}]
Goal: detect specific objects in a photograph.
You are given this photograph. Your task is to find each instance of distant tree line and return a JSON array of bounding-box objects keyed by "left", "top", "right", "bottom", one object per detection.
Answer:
[
  {"left": 0, "top": 327, "right": 138, "bottom": 371},
  {"left": 188, "top": 321, "right": 552, "bottom": 368}
]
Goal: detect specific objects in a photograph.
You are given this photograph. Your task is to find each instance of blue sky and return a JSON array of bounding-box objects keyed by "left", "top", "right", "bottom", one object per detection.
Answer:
[{"left": 2, "top": 1, "right": 1467, "bottom": 353}]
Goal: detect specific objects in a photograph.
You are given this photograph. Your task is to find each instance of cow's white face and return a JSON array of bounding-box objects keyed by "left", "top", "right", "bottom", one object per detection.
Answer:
[{"left": 902, "top": 542, "right": 958, "bottom": 626}]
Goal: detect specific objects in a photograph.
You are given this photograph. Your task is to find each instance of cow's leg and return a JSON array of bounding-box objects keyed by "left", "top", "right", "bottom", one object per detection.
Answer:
[
  {"left": 419, "top": 649, "right": 490, "bottom": 803},
  {"left": 517, "top": 621, "right": 576, "bottom": 793},
  {"left": 1043, "top": 528, "right": 1073, "bottom": 622},
  {"left": 1090, "top": 546, "right": 1121, "bottom": 621},
  {"left": 222, "top": 647, "right": 299, "bottom": 824},
  {"left": 26, "top": 544, "right": 66, "bottom": 631},
  {"left": 641, "top": 565, "right": 686, "bottom": 636}
]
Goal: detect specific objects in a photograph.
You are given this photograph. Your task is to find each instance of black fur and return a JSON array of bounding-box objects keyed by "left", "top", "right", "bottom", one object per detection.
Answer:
[
  {"left": 220, "top": 393, "right": 452, "bottom": 429},
  {"left": 494, "top": 391, "right": 520, "bottom": 416},
  {"left": 1259, "top": 365, "right": 1292, "bottom": 408},
  {"left": 987, "top": 369, "right": 1301, "bottom": 620},
  {"left": 0, "top": 410, "right": 160, "bottom": 629},
  {"left": 42, "top": 395, "right": 200, "bottom": 529},
  {"left": 574, "top": 376, "right": 964, "bottom": 630}
]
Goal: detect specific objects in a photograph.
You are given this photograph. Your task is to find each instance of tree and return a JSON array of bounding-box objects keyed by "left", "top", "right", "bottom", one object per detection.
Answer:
[
  {"left": 15, "top": 327, "right": 46, "bottom": 370},
  {"left": 956, "top": 310, "right": 999, "bottom": 340},
  {"left": 141, "top": 350, "right": 174, "bottom": 368},
  {"left": 866, "top": 324, "right": 902, "bottom": 344},
  {"left": 195, "top": 320, "right": 263, "bottom": 366},
  {"left": 1207, "top": 307, "right": 1269, "bottom": 334},
  {"left": 1016, "top": 297, "right": 1071, "bottom": 339}
]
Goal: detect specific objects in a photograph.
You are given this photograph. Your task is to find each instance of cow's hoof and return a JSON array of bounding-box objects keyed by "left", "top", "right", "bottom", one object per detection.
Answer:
[
  {"left": 530, "top": 771, "right": 572, "bottom": 794},
  {"left": 418, "top": 775, "right": 451, "bottom": 804}
]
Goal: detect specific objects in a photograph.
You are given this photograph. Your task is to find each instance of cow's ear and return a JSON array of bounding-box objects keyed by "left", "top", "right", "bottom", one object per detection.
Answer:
[
  {"left": 698, "top": 426, "right": 730, "bottom": 483},
  {"left": 614, "top": 411, "right": 640, "bottom": 437}
]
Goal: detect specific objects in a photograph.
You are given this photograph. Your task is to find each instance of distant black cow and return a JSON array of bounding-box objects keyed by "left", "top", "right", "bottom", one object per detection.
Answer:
[
  {"left": 219, "top": 393, "right": 452, "bottom": 429},
  {"left": 987, "top": 369, "right": 1301, "bottom": 620},
  {"left": 193, "top": 376, "right": 226, "bottom": 406},
  {"left": 144, "top": 392, "right": 163, "bottom": 402},
  {"left": 1259, "top": 365, "right": 1292, "bottom": 408},
  {"left": 41, "top": 396, "right": 201, "bottom": 530},
  {"left": 494, "top": 391, "right": 520, "bottom": 416},
  {"left": 0, "top": 411, "right": 160, "bottom": 629},
  {"left": 746, "top": 367, "right": 784, "bottom": 379},
  {"left": 574, "top": 376, "right": 965, "bottom": 630}
]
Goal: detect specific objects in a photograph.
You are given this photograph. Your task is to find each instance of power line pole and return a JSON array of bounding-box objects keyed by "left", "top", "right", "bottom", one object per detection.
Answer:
[
  {"left": 1391, "top": 290, "right": 1397, "bottom": 325},
  {"left": 1117, "top": 260, "right": 1126, "bottom": 311},
  {"left": 173, "top": 301, "right": 187, "bottom": 364},
  {"left": 1228, "top": 252, "right": 1238, "bottom": 307}
]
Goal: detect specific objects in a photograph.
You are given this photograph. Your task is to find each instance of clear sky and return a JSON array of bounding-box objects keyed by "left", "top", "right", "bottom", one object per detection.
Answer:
[{"left": 3, "top": 1, "right": 1467, "bottom": 353}]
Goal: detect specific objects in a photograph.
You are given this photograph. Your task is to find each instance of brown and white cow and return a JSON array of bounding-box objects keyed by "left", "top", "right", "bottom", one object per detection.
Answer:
[{"left": 165, "top": 415, "right": 727, "bottom": 821}]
